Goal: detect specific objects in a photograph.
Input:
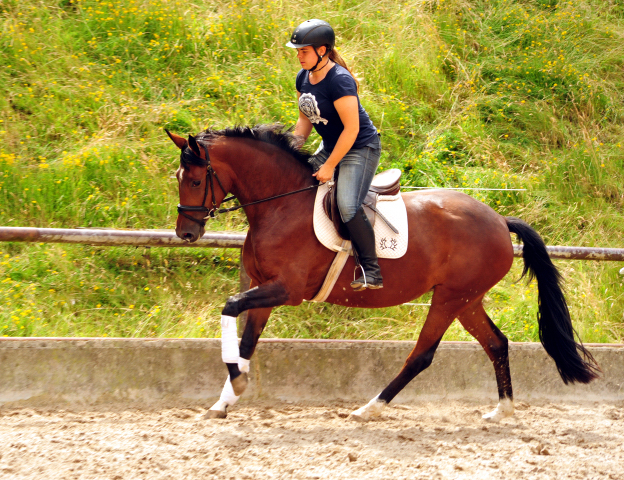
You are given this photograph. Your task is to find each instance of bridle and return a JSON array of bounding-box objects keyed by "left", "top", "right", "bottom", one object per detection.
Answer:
[
  {"left": 177, "top": 140, "right": 320, "bottom": 228},
  {"left": 176, "top": 143, "right": 230, "bottom": 227}
]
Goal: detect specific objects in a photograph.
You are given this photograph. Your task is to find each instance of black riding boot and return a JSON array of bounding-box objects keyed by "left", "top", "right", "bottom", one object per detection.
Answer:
[{"left": 345, "top": 207, "right": 383, "bottom": 291}]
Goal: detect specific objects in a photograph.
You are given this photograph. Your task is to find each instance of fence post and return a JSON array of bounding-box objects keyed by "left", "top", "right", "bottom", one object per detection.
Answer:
[{"left": 238, "top": 250, "right": 251, "bottom": 337}]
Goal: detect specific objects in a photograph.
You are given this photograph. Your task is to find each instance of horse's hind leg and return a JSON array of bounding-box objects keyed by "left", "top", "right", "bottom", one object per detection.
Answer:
[
  {"left": 457, "top": 302, "right": 514, "bottom": 422},
  {"left": 350, "top": 288, "right": 470, "bottom": 421}
]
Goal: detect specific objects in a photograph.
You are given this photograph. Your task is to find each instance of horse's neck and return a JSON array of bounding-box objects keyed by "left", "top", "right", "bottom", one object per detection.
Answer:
[{"left": 222, "top": 138, "right": 314, "bottom": 207}]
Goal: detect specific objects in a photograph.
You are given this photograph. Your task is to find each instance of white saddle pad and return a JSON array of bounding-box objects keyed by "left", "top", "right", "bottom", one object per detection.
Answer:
[{"left": 313, "top": 183, "right": 409, "bottom": 259}]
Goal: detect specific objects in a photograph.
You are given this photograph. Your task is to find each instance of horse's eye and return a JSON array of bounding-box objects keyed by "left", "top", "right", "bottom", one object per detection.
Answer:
[{"left": 191, "top": 180, "right": 201, "bottom": 187}]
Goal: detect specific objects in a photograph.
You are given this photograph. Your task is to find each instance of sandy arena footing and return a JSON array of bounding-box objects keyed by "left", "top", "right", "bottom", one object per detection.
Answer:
[{"left": 1, "top": 400, "right": 623, "bottom": 479}]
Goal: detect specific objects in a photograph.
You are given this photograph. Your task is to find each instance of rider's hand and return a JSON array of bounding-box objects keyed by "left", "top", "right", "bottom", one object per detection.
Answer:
[{"left": 313, "top": 163, "right": 334, "bottom": 183}]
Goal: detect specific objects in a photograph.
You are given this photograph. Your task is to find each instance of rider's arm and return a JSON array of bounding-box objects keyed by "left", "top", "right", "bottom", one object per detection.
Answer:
[
  {"left": 293, "top": 92, "right": 313, "bottom": 148},
  {"left": 312, "top": 95, "right": 359, "bottom": 182}
]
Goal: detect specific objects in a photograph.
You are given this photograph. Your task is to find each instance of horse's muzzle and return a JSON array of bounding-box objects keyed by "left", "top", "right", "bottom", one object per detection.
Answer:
[{"left": 175, "top": 224, "right": 204, "bottom": 243}]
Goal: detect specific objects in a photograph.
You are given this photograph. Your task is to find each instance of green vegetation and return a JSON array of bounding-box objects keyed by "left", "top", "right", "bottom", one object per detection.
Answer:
[{"left": 0, "top": 0, "right": 623, "bottom": 342}]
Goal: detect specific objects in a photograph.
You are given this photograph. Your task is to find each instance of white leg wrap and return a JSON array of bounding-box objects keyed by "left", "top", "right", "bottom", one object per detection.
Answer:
[
  {"left": 221, "top": 315, "right": 239, "bottom": 364},
  {"left": 483, "top": 397, "right": 514, "bottom": 422},
  {"left": 209, "top": 399, "right": 229, "bottom": 413},
  {"left": 238, "top": 357, "right": 250, "bottom": 373},
  {"left": 350, "top": 394, "right": 386, "bottom": 421},
  {"left": 215, "top": 375, "right": 240, "bottom": 407}
]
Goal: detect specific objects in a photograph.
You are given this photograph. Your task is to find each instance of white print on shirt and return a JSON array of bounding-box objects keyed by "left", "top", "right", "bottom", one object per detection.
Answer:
[{"left": 299, "top": 93, "right": 328, "bottom": 125}]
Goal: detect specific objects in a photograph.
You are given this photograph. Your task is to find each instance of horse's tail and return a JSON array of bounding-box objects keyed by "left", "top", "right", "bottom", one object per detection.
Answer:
[{"left": 505, "top": 217, "right": 600, "bottom": 384}]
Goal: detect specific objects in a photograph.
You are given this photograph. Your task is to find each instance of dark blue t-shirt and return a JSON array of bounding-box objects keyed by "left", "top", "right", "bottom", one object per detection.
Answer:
[{"left": 296, "top": 65, "right": 378, "bottom": 152}]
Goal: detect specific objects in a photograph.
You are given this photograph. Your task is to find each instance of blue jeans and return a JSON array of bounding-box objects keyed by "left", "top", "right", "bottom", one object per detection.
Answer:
[{"left": 309, "top": 135, "right": 382, "bottom": 222}]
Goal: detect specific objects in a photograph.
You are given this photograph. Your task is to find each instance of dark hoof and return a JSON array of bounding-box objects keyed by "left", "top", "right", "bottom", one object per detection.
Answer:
[
  {"left": 203, "top": 409, "right": 227, "bottom": 420},
  {"left": 231, "top": 372, "right": 248, "bottom": 396}
]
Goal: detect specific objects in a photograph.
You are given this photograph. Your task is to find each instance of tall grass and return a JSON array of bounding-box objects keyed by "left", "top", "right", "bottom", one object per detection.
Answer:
[{"left": 0, "top": 0, "right": 623, "bottom": 342}]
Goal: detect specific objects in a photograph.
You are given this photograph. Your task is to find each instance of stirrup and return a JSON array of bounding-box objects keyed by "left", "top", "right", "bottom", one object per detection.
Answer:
[{"left": 350, "top": 266, "right": 383, "bottom": 291}]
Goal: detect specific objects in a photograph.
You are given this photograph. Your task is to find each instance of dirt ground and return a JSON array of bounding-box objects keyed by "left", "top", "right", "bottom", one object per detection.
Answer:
[{"left": 0, "top": 400, "right": 622, "bottom": 480}]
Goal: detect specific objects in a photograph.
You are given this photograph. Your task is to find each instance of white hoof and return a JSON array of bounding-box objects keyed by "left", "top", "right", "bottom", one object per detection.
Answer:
[
  {"left": 483, "top": 398, "right": 514, "bottom": 422},
  {"left": 350, "top": 395, "right": 386, "bottom": 422}
]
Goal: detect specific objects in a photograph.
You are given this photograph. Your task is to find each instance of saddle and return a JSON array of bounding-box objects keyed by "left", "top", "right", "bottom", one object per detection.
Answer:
[{"left": 322, "top": 168, "right": 402, "bottom": 240}]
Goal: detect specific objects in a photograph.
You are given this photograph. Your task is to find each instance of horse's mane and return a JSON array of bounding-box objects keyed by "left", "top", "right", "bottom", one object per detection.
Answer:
[{"left": 196, "top": 123, "right": 313, "bottom": 170}]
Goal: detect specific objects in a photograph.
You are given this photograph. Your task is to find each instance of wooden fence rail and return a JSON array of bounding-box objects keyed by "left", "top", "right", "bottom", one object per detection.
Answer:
[{"left": 1, "top": 227, "right": 623, "bottom": 261}]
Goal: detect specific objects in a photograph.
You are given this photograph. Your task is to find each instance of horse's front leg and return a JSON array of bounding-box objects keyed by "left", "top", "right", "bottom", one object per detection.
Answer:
[{"left": 205, "top": 281, "right": 288, "bottom": 419}]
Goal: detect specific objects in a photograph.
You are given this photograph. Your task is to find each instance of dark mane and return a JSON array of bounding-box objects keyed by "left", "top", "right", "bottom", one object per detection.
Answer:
[{"left": 196, "top": 123, "right": 313, "bottom": 169}]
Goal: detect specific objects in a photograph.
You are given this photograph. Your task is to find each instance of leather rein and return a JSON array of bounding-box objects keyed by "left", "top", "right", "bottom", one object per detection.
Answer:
[{"left": 177, "top": 142, "right": 320, "bottom": 227}]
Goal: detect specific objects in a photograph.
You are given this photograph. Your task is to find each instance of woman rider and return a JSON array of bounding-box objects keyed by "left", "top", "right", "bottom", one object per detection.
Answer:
[{"left": 287, "top": 19, "right": 383, "bottom": 291}]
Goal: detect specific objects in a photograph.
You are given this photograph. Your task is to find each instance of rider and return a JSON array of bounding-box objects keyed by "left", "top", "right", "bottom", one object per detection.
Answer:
[{"left": 287, "top": 19, "right": 383, "bottom": 291}]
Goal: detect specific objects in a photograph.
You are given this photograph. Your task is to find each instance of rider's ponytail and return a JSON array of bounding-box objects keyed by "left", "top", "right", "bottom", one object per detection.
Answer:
[{"left": 329, "top": 49, "right": 359, "bottom": 93}]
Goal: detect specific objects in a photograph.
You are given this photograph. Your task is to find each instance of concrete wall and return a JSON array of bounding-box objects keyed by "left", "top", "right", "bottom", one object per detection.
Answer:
[{"left": 0, "top": 338, "right": 622, "bottom": 407}]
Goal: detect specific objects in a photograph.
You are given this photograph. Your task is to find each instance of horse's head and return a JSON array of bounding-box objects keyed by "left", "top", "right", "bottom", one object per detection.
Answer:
[{"left": 167, "top": 129, "right": 230, "bottom": 243}]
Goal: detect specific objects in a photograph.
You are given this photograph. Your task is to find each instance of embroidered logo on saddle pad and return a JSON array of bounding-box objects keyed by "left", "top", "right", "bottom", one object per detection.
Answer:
[{"left": 313, "top": 182, "right": 409, "bottom": 259}]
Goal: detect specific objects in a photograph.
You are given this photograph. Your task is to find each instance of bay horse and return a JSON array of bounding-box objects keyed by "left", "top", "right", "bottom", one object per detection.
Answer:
[{"left": 167, "top": 124, "right": 599, "bottom": 422}]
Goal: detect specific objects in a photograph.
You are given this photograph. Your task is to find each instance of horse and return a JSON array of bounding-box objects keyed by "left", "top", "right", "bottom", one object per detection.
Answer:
[{"left": 167, "top": 124, "right": 599, "bottom": 422}]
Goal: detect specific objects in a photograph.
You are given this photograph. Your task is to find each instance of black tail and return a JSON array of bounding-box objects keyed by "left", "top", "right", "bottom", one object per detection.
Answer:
[{"left": 506, "top": 217, "right": 600, "bottom": 384}]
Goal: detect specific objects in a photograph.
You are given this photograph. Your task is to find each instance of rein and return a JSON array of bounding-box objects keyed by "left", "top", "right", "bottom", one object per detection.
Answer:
[{"left": 177, "top": 142, "right": 320, "bottom": 227}]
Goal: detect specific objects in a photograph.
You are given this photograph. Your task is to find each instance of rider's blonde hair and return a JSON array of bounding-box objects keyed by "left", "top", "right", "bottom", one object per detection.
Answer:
[{"left": 328, "top": 49, "right": 359, "bottom": 93}]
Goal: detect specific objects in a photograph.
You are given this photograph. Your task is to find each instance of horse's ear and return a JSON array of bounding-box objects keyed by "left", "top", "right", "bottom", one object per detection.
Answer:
[
  {"left": 188, "top": 134, "right": 201, "bottom": 156},
  {"left": 165, "top": 129, "right": 187, "bottom": 150}
]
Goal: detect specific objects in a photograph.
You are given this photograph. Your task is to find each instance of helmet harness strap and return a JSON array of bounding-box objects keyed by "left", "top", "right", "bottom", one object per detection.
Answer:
[{"left": 307, "top": 47, "right": 329, "bottom": 72}]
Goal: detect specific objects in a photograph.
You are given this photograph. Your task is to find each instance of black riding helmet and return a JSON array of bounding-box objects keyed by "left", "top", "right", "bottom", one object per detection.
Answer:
[{"left": 286, "top": 19, "right": 335, "bottom": 71}]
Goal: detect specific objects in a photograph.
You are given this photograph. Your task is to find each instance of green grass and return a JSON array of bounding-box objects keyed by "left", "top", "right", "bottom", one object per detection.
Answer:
[{"left": 0, "top": 0, "right": 623, "bottom": 342}]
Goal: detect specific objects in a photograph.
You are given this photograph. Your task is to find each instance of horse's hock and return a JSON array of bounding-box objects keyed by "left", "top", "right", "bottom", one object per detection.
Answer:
[{"left": 0, "top": 338, "right": 621, "bottom": 407}]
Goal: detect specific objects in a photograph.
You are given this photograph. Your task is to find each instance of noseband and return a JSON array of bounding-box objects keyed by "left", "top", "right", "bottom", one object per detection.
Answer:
[{"left": 177, "top": 140, "right": 321, "bottom": 228}]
